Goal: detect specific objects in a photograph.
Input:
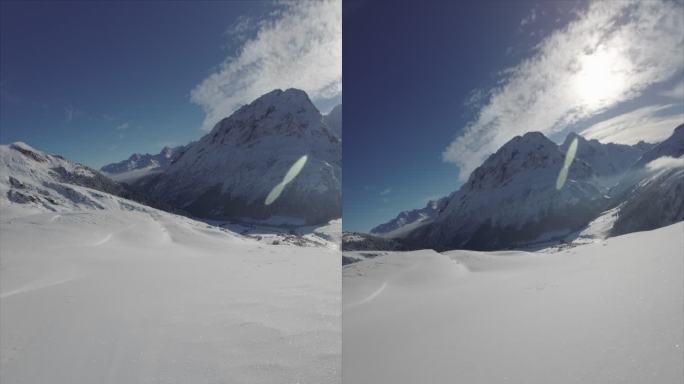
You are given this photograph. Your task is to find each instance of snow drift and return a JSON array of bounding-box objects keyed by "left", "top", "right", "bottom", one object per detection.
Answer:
[{"left": 343, "top": 223, "right": 684, "bottom": 384}]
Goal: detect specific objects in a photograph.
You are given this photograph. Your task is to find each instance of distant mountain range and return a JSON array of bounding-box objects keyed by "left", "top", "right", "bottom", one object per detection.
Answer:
[
  {"left": 353, "top": 124, "right": 683, "bottom": 251},
  {"left": 369, "top": 197, "right": 448, "bottom": 238},
  {"left": 3, "top": 89, "right": 342, "bottom": 226},
  {"left": 101, "top": 146, "right": 183, "bottom": 182}
]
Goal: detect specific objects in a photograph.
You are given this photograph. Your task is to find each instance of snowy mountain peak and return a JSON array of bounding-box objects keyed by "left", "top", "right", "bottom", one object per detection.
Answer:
[
  {"left": 160, "top": 146, "right": 175, "bottom": 157},
  {"left": 561, "top": 131, "right": 589, "bottom": 148},
  {"left": 463, "top": 131, "right": 576, "bottom": 192},
  {"left": 634, "top": 123, "right": 684, "bottom": 168},
  {"left": 8, "top": 142, "right": 51, "bottom": 163},
  {"left": 259, "top": 88, "right": 313, "bottom": 106},
  {"left": 559, "top": 131, "right": 653, "bottom": 177},
  {"left": 493, "top": 131, "right": 559, "bottom": 159},
  {"left": 134, "top": 89, "right": 341, "bottom": 224},
  {"left": 101, "top": 146, "right": 183, "bottom": 179},
  {"left": 208, "top": 88, "right": 336, "bottom": 146}
]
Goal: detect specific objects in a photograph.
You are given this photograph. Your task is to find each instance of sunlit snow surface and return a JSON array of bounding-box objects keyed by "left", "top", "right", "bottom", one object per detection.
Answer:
[
  {"left": 343, "top": 223, "right": 684, "bottom": 384},
  {"left": 0, "top": 204, "right": 341, "bottom": 384}
]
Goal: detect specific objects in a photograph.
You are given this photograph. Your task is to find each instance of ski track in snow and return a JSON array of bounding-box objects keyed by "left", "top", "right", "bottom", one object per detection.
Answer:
[
  {"left": 92, "top": 233, "right": 113, "bottom": 246},
  {"left": 346, "top": 282, "right": 387, "bottom": 309},
  {"left": 0, "top": 276, "right": 80, "bottom": 299}
]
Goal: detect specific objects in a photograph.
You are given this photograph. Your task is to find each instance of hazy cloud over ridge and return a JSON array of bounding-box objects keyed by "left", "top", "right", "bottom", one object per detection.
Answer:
[
  {"left": 191, "top": 0, "right": 342, "bottom": 131},
  {"left": 580, "top": 104, "right": 683, "bottom": 145},
  {"left": 443, "top": 0, "right": 684, "bottom": 181}
]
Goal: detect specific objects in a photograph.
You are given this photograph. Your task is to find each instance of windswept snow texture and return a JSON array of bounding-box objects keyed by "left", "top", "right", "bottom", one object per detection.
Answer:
[
  {"left": 343, "top": 223, "right": 684, "bottom": 384},
  {"left": 0, "top": 143, "right": 341, "bottom": 383}
]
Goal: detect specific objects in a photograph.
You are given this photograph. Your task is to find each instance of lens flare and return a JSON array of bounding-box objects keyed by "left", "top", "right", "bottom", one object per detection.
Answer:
[
  {"left": 556, "top": 138, "right": 578, "bottom": 190},
  {"left": 264, "top": 155, "right": 308, "bottom": 206}
]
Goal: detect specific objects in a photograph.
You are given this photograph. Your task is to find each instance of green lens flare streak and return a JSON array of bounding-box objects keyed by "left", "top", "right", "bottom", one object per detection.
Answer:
[
  {"left": 264, "top": 155, "right": 308, "bottom": 206},
  {"left": 556, "top": 138, "right": 578, "bottom": 190}
]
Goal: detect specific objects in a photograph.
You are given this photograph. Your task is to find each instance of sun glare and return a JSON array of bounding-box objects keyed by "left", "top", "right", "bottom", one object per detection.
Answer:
[{"left": 573, "top": 49, "right": 626, "bottom": 108}]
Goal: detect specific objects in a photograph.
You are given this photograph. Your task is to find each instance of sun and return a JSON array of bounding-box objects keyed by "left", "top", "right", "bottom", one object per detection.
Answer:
[{"left": 573, "top": 47, "right": 627, "bottom": 108}]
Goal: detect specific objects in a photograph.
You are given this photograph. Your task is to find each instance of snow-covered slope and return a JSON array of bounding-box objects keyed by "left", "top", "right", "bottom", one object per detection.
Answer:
[
  {"left": 369, "top": 197, "right": 448, "bottom": 238},
  {"left": 610, "top": 163, "right": 684, "bottom": 236},
  {"left": 0, "top": 207, "right": 341, "bottom": 384},
  {"left": 134, "top": 89, "right": 341, "bottom": 225},
  {"left": 101, "top": 146, "right": 182, "bottom": 174},
  {"left": 1, "top": 142, "right": 131, "bottom": 211},
  {"left": 343, "top": 223, "right": 684, "bottom": 384},
  {"left": 1, "top": 143, "right": 341, "bottom": 383}
]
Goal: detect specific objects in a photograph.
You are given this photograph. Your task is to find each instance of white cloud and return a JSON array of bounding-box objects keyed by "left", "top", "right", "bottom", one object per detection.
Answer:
[
  {"left": 646, "top": 156, "right": 684, "bottom": 171},
  {"left": 115, "top": 122, "right": 130, "bottom": 131},
  {"left": 225, "top": 15, "right": 254, "bottom": 43},
  {"left": 443, "top": 0, "right": 684, "bottom": 181},
  {"left": 520, "top": 8, "right": 536, "bottom": 27},
  {"left": 660, "top": 80, "right": 684, "bottom": 99},
  {"left": 580, "top": 104, "right": 683, "bottom": 145},
  {"left": 191, "top": 0, "right": 341, "bottom": 131},
  {"left": 379, "top": 188, "right": 391, "bottom": 196}
]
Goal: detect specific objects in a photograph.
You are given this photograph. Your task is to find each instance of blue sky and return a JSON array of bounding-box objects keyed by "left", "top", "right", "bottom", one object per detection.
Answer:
[
  {"left": 0, "top": 1, "right": 341, "bottom": 168},
  {"left": 343, "top": 0, "right": 683, "bottom": 232}
]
